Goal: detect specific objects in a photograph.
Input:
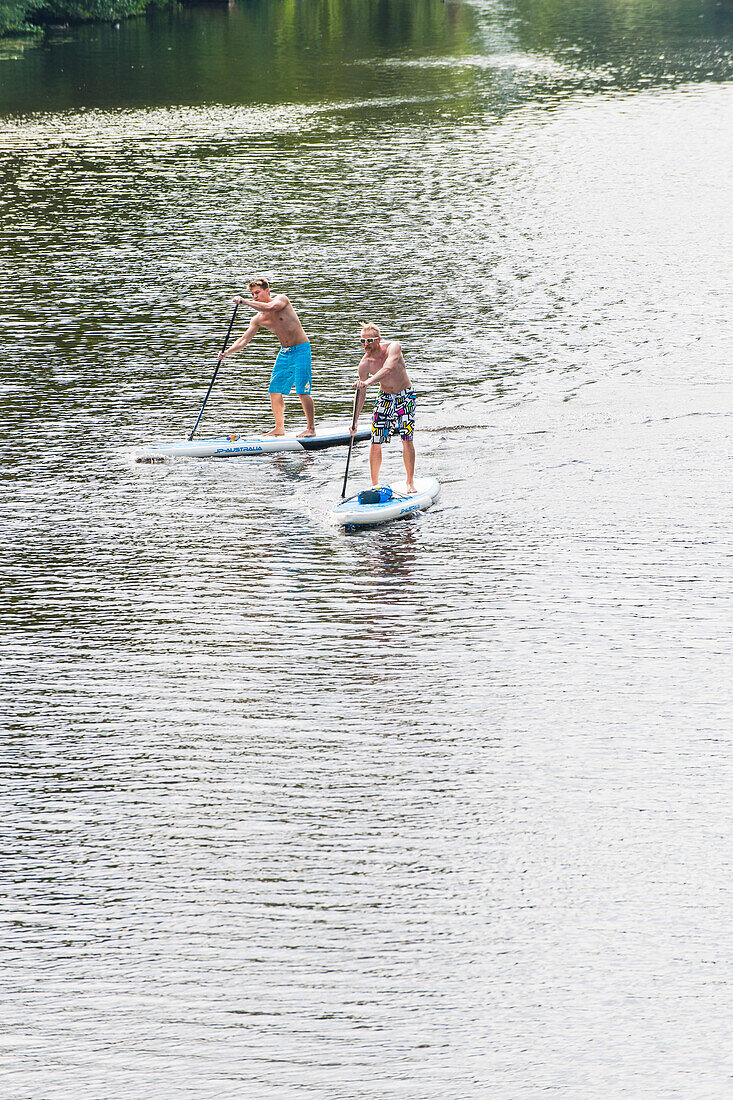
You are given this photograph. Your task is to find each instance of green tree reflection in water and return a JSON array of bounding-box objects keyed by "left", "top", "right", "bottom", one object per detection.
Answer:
[{"left": 0, "top": 0, "right": 482, "bottom": 113}]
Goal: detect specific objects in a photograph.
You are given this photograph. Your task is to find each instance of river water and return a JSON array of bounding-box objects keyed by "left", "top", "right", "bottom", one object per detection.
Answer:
[{"left": 1, "top": 1, "right": 732, "bottom": 1096}]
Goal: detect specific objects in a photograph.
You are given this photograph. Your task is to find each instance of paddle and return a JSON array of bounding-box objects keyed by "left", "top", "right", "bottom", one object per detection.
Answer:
[
  {"left": 340, "top": 388, "right": 360, "bottom": 499},
  {"left": 188, "top": 301, "right": 240, "bottom": 441}
]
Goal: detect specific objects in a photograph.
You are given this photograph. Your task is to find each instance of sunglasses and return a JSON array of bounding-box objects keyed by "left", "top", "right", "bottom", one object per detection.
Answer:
[{"left": 360, "top": 336, "right": 377, "bottom": 344}]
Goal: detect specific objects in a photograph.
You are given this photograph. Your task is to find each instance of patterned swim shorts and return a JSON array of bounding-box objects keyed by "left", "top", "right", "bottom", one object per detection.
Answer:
[{"left": 371, "top": 388, "right": 416, "bottom": 444}]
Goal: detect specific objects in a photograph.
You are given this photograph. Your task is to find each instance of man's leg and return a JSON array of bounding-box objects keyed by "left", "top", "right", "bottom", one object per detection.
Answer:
[
  {"left": 294, "top": 347, "right": 314, "bottom": 437},
  {"left": 297, "top": 394, "right": 315, "bottom": 438},
  {"left": 266, "top": 351, "right": 293, "bottom": 436},
  {"left": 369, "top": 442, "right": 382, "bottom": 487},
  {"left": 402, "top": 437, "right": 416, "bottom": 492},
  {"left": 266, "top": 393, "right": 286, "bottom": 436}
]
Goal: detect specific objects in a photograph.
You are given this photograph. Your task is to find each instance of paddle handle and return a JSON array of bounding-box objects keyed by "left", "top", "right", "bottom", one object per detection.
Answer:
[
  {"left": 188, "top": 301, "right": 240, "bottom": 441},
  {"left": 340, "top": 388, "right": 361, "bottom": 499}
]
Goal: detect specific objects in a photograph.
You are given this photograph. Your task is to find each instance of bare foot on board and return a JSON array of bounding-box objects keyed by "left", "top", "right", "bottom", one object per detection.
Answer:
[
  {"left": 296, "top": 429, "right": 316, "bottom": 438},
  {"left": 264, "top": 428, "right": 286, "bottom": 437}
]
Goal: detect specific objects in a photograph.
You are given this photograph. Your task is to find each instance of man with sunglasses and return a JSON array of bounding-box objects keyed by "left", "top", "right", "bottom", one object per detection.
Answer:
[
  {"left": 218, "top": 277, "right": 315, "bottom": 438},
  {"left": 350, "top": 322, "right": 417, "bottom": 493}
]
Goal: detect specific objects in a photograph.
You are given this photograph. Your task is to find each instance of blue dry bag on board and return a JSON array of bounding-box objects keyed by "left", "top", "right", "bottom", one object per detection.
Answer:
[{"left": 358, "top": 486, "right": 394, "bottom": 504}]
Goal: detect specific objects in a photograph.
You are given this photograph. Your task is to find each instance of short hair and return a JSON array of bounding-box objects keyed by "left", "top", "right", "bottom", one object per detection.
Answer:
[
  {"left": 359, "top": 320, "right": 380, "bottom": 338},
  {"left": 248, "top": 276, "right": 270, "bottom": 291}
]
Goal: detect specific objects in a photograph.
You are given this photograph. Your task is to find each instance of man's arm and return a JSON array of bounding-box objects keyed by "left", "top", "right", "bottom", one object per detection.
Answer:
[
  {"left": 219, "top": 317, "right": 260, "bottom": 359},
  {"left": 357, "top": 342, "right": 401, "bottom": 388},
  {"left": 233, "top": 293, "right": 289, "bottom": 315}
]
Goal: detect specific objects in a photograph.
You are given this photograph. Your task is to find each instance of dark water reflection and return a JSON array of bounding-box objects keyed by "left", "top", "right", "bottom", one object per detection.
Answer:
[
  {"left": 1, "top": 0, "right": 732, "bottom": 115},
  {"left": 1, "top": 1, "right": 732, "bottom": 1097}
]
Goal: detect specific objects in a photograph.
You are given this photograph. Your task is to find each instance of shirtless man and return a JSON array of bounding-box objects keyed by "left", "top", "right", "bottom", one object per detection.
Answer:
[
  {"left": 218, "top": 277, "right": 315, "bottom": 437},
  {"left": 351, "top": 322, "right": 416, "bottom": 493}
]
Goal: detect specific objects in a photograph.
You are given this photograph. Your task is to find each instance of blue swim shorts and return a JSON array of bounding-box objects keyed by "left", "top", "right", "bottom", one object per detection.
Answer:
[{"left": 268, "top": 342, "right": 312, "bottom": 396}]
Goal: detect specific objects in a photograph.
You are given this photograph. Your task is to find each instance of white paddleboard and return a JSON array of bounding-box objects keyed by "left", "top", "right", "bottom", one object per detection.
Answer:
[
  {"left": 135, "top": 428, "right": 370, "bottom": 462},
  {"left": 332, "top": 476, "right": 440, "bottom": 528}
]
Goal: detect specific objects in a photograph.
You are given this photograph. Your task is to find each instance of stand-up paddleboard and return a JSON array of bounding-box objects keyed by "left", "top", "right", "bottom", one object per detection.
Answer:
[
  {"left": 332, "top": 476, "right": 440, "bottom": 528},
  {"left": 135, "top": 428, "right": 370, "bottom": 463}
]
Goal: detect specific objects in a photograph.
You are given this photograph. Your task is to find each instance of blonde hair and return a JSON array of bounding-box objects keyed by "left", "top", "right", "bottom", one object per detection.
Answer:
[
  {"left": 247, "top": 274, "right": 271, "bottom": 290},
  {"left": 359, "top": 320, "right": 380, "bottom": 338}
]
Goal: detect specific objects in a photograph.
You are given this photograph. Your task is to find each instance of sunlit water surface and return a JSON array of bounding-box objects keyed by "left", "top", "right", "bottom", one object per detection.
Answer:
[{"left": 1, "top": 1, "right": 732, "bottom": 1096}]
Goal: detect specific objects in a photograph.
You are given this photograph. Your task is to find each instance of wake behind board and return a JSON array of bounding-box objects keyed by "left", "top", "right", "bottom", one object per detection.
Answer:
[
  {"left": 135, "top": 428, "right": 370, "bottom": 463},
  {"left": 332, "top": 476, "right": 440, "bottom": 528}
]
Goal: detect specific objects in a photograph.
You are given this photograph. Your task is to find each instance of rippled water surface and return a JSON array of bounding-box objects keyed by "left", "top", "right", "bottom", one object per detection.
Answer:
[{"left": 1, "top": 1, "right": 732, "bottom": 1096}]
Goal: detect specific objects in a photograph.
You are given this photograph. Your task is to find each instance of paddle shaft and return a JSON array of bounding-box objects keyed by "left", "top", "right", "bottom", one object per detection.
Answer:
[
  {"left": 340, "top": 389, "right": 361, "bottom": 499},
  {"left": 188, "top": 302, "right": 240, "bottom": 441}
]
